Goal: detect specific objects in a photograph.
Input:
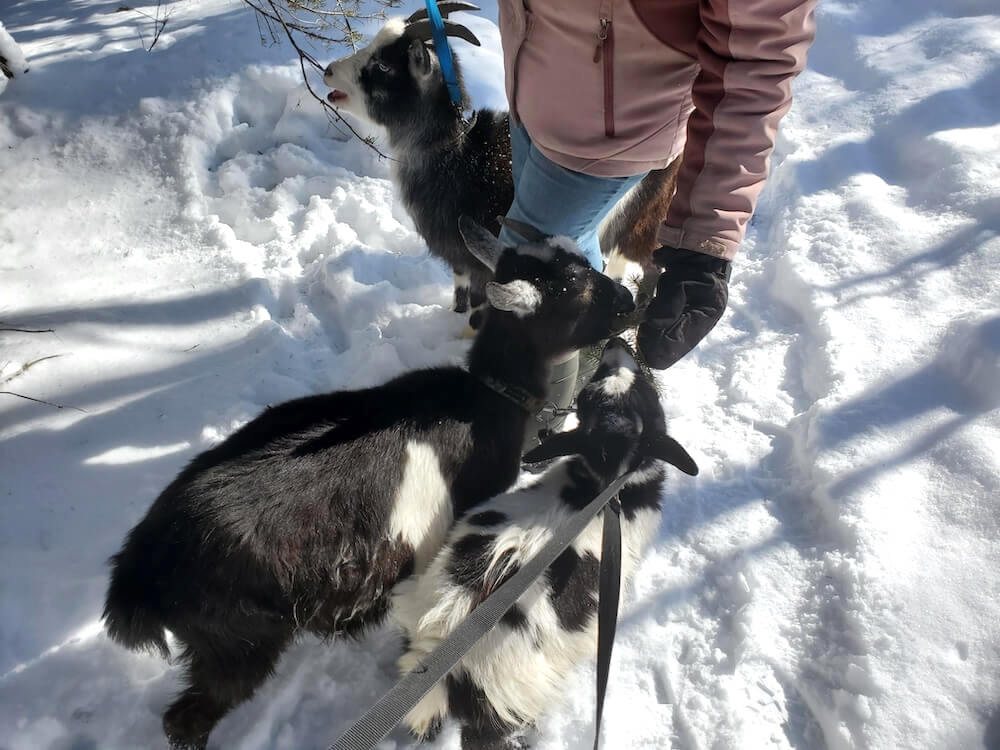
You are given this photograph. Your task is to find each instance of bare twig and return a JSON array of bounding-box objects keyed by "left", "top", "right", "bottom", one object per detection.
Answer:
[
  {"left": 243, "top": 0, "right": 344, "bottom": 44},
  {"left": 148, "top": 0, "right": 169, "bottom": 51},
  {"left": 0, "top": 354, "right": 65, "bottom": 388},
  {"left": 0, "top": 326, "right": 55, "bottom": 333},
  {"left": 303, "top": 8, "right": 385, "bottom": 19},
  {"left": 0, "top": 391, "right": 88, "bottom": 413},
  {"left": 119, "top": 0, "right": 171, "bottom": 52},
  {"left": 336, "top": 0, "right": 359, "bottom": 52}
]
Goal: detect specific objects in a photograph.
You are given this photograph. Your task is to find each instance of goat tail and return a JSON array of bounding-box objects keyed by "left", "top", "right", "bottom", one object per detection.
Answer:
[{"left": 102, "top": 543, "right": 170, "bottom": 659}]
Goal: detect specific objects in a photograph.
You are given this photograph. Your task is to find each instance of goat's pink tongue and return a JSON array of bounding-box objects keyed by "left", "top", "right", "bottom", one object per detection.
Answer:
[{"left": 328, "top": 90, "right": 348, "bottom": 102}]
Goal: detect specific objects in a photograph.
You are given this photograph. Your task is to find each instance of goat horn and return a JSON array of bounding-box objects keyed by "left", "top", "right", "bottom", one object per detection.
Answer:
[
  {"left": 406, "top": 18, "right": 482, "bottom": 47},
  {"left": 499, "top": 217, "right": 549, "bottom": 244},
  {"left": 406, "top": 2, "right": 481, "bottom": 24}
]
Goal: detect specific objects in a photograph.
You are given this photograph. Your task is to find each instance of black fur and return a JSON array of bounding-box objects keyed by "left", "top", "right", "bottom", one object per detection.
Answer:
[
  {"left": 546, "top": 548, "right": 601, "bottom": 633},
  {"left": 103, "top": 230, "right": 636, "bottom": 750},
  {"left": 467, "top": 510, "right": 508, "bottom": 527},
  {"left": 448, "top": 533, "right": 496, "bottom": 593},
  {"left": 448, "top": 535, "right": 520, "bottom": 602},
  {"left": 500, "top": 604, "right": 529, "bottom": 632},
  {"left": 447, "top": 673, "right": 519, "bottom": 745}
]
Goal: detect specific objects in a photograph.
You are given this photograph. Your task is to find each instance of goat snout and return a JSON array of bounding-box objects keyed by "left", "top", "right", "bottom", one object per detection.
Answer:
[{"left": 612, "top": 283, "right": 636, "bottom": 316}]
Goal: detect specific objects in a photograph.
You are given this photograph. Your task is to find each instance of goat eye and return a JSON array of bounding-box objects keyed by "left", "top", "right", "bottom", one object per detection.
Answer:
[{"left": 377, "top": 60, "right": 391, "bottom": 73}]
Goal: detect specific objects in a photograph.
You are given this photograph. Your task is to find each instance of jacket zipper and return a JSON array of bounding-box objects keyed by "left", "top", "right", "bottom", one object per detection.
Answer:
[{"left": 593, "top": 17, "right": 615, "bottom": 137}]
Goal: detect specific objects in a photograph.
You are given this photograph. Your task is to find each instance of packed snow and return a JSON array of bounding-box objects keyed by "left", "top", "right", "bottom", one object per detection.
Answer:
[{"left": 1, "top": 0, "right": 998, "bottom": 748}]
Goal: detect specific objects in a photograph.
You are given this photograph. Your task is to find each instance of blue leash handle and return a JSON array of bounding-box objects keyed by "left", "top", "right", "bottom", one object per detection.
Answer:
[{"left": 425, "top": 0, "right": 463, "bottom": 105}]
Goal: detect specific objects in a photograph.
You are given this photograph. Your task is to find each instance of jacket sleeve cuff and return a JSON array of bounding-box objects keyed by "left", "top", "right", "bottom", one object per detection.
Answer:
[{"left": 656, "top": 223, "right": 738, "bottom": 261}]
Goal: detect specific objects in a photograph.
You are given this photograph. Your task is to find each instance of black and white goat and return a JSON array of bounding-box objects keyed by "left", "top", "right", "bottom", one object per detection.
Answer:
[
  {"left": 323, "top": 3, "right": 511, "bottom": 315},
  {"left": 392, "top": 337, "right": 698, "bottom": 750},
  {"left": 102, "top": 218, "right": 635, "bottom": 750}
]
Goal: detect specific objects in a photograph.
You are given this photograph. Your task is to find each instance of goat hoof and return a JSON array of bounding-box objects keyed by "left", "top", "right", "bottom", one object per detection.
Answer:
[
  {"left": 163, "top": 696, "right": 215, "bottom": 750},
  {"left": 411, "top": 716, "right": 444, "bottom": 743},
  {"left": 454, "top": 300, "right": 470, "bottom": 314}
]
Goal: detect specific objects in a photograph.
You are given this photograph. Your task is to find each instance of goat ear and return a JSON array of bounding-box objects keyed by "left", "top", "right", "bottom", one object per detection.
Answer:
[
  {"left": 643, "top": 433, "right": 699, "bottom": 476},
  {"left": 485, "top": 280, "right": 542, "bottom": 316},
  {"left": 523, "top": 429, "right": 586, "bottom": 463},
  {"left": 408, "top": 38, "right": 432, "bottom": 77},
  {"left": 459, "top": 215, "right": 503, "bottom": 270}
]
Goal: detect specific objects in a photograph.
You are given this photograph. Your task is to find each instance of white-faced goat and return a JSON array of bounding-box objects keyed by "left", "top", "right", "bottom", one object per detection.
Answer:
[
  {"left": 391, "top": 337, "right": 698, "bottom": 750},
  {"left": 102, "top": 218, "right": 635, "bottom": 750},
  {"left": 324, "top": 2, "right": 511, "bottom": 316},
  {"left": 322, "top": 3, "right": 678, "bottom": 317}
]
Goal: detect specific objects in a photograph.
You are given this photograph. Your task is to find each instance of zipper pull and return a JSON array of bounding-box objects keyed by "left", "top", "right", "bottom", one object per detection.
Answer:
[{"left": 593, "top": 18, "right": 609, "bottom": 63}]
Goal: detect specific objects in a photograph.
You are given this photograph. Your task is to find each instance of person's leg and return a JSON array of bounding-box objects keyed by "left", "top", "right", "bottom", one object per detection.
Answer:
[{"left": 499, "top": 129, "right": 644, "bottom": 269}]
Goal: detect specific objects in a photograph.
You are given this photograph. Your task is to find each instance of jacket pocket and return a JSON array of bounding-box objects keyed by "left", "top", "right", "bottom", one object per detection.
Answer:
[{"left": 593, "top": 17, "right": 615, "bottom": 137}]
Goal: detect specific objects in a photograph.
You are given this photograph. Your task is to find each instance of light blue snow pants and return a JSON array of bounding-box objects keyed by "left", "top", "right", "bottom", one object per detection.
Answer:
[{"left": 498, "top": 122, "right": 646, "bottom": 270}]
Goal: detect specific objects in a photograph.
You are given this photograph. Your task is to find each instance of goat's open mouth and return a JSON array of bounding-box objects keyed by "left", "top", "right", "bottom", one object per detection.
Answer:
[{"left": 327, "top": 90, "right": 348, "bottom": 104}]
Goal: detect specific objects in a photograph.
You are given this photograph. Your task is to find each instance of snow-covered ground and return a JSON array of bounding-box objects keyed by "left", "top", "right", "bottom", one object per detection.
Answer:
[{"left": 1, "top": 0, "right": 998, "bottom": 748}]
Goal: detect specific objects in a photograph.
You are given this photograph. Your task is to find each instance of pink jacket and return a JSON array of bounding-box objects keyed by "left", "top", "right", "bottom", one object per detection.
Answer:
[{"left": 497, "top": 0, "right": 816, "bottom": 260}]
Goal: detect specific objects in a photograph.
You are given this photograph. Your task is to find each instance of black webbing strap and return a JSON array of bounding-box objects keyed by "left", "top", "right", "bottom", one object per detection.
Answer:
[
  {"left": 329, "top": 472, "right": 630, "bottom": 750},
  {"left": 594, "top": 498, "right": 622, "bottom": 750}
]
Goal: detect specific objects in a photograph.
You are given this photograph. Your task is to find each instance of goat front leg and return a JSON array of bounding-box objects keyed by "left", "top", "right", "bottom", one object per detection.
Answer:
[
  {"left": 460, "top": 724, "right": 529, "bottom": 750},
  {"left": 466, "top": 266, "right": 492, "bottom": 330},
  {"left": 399, "top": 646, "right": 449, "bottom": 741}
]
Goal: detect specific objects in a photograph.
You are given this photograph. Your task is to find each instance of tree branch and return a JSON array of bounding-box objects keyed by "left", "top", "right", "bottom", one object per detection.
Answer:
[
  {"left": 0, "top": 391, "right": 88, "bottom": 413},
  {"left": 0, "top": 354, "right": 64, "bottom": 388}
]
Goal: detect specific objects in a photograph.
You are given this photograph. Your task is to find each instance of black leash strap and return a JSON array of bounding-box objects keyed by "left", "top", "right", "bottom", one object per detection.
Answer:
[{"left": 329, "top": 472, "right": 630, "bottom": 750}]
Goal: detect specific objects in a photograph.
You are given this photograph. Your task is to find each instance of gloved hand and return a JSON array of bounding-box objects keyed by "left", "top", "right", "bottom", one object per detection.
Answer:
[{"left": 636, "top": 246, "right": 732, "bottom": 369}]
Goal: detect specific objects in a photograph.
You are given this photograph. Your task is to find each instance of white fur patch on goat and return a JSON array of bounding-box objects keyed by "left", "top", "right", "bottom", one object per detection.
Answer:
[
  {"left": 601, "top": 365, "right": 636, "bottom": 396},
  {"left": 546, "top": 235, "right": 588, "bottom": 259},
  {"left": 513, "top": 242, "right": 555, "bottom": 262},
  {"left": 389, "top": 441, "right": 453, "bottom": 572},
  {"left": 487, "top": 279, "right": 543, "bottom": 317}
]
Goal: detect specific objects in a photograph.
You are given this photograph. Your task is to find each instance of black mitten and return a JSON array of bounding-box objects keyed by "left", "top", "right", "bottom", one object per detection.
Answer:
[{"left": 636, "top": 246, "right": 731, "bottom": 369}]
